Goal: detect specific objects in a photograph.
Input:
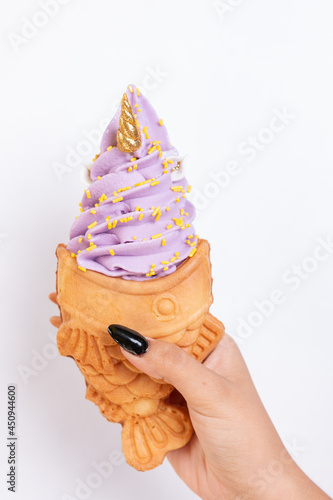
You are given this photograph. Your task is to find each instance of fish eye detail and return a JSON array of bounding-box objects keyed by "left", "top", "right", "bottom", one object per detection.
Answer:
[{"left": 152, "top": 294, "right": 178, "bottom": 321}]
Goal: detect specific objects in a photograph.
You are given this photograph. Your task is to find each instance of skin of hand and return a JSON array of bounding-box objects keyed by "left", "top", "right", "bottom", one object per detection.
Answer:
[{"left": 119, "top": 333, "right": 330, "bottom": 500}]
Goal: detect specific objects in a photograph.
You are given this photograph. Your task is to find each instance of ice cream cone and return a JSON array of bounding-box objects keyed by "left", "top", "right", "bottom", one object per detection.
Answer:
[
  {"left": 50, "top": 84, "right": 225, "bottom": 470},
  {"left": 50, "top": 238, "right": 224, "bottom": 470}
]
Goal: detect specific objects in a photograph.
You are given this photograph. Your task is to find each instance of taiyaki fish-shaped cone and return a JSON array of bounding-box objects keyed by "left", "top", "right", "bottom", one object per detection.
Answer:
[
  {"left": 50, "top": 240, "right": 224, "bottom": 471},
  {"left": 51, "top": 238, "right": 224, "bottom": 470}
]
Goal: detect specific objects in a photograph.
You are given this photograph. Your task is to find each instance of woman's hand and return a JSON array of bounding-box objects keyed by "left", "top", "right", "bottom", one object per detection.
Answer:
[{"left": 110, "top": 326, "right": 330, "bottom": 500}]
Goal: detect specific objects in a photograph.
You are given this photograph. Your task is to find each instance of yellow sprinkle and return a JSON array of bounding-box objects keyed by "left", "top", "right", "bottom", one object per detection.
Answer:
[
  {"left": 95, "top": 203, "right": 99, "bottom": 207},
  {"left": 136, "top": 87, "right": 140, "bottom": 96},
  {"left": 166, "top": 206, "right": 170, "bottom": 211},
  {"left": 112, "top": 197, "right": 123, "bottom": 203},
  {"left": 127, "top": 166, "right": 133, "bottom": 172},
  {"left": 182, "top": 194, "right": 186, "bottom": 198},
  {"left": 148, "top": 146, "right": 156, "bottom": 155},
  {"left": 175, "top": 251, "right": 180, "bottom": 256},
  {"left": 151, "top": 233, "right": 162, "bottom": 239},
  {"left": 132, "top": 236, "right": 137, "bottom": 240},
  {"left": 150, "top": 180, "right": 159, "bottom": 186},
  {"left": 172, "top": 217, "right": 184, "bottom": 227},
  {"left": 163, "top": 266, "right": 169, "bottom": 271},
  {"left": 78, "top": 250, "right": 81, "bottom": 254},
  {"left": 88, "top": 221, "right": 97, "bottom": 229},
  {"left": 161, "top": 260, "right": 169, "bottom": 265},
  {"left": 138, "top": 108, "right": 142, "bottom": 112},
  {"left": 155, "top": 212, "right": 161, "bottom": 222},
  {"left": 152, "top": 207, "right": 160, "bottom": 217},
  {"left": 80, "top": 207, "right": 84, "bottom": 213},
  {"left": 131, "top": 158, "right": 137, "bottom": 162},
  {"left": 78, "top": 266, "right": 86, "bottom": 272},
  {"left": 176, "top": 197, "right": 180, "bottom": 202},
  {"left": 150, "top": 271, "right": 155, "bottom": 276},
  {"left": 112, "top": 220, "right": 118, "bottom": 228},
  {"left": 171, "top": 186, "right": 183, "bottom": 192},
  {"left": 181, "top": 226, "right": 185, "bottom": 230},
  {"left": 195, "top": 234, "right": 199, "bottom": 239},
  {"left": 143, "top": 238, "right": 145, "bottom": 241},
  {"left": 189, "top": 248, "right": 197, "bottom": 257},
  {"left": 99, "top": 193, "right": 107, "bottom": 203},
  {"left": 86, "top": 190, "right": 91, "bottom": 199},
  {"left": 146, "top": 273, "right": 150, "bottom": 277},
  {"left": 185, "top": 212, "right": 189, "bottom": 216},
  {"left": 127, "top": 216, "right": 133, "bottom": 221},
  {"left": 86, "top": 244, "right": 96, "bottom": 251},
  {"left": 188, "top": 234, "right": 193, "bottom": 239},
  {"left": 187, "top": 185, "right": 192, "bottom": 193},
  {"left": 136, "top": 119, "right": 140, "bottom": 127},
  {"left": 151, "top": 263, "right": 155, "bottom": 268},
  {"left": 113, "top": 191, "right": 117, "bottom": 196},
  {"left": 162, "top": 161, "right": 168, "bottom": 167},
  {"left": 87, "top": 234, "right": 91, "bottom": 240},
  {"left": 135, "top": 206, "right": 140, "bottom": 211},
  {"left": 162, "top": 238, "right": 166, "bottom": 246},
  {"left": 142, "top": 126, "right": 149, "bottom": 140},
  {"left": 78, "top": 238, "right": 83, "bottom": 243},
  {"left": 158, "top": 119, "right": 163, "bottom": 126},
  {"left": 134, "top": 103, "right": 139, "bottom": 108},
  {"left": 185, "top": 223, "right": 190, "bottom": 227},
  {"left": 140, "top": 207, "right": 144, "bottom": 211},
  {"left": 138, "top": 213, "right": 144, "bottom": 221},
  {"left": 128, "top": 85, "right": 133, "bottom": 93},
  {"left": 190, "top": 242, "right": 196, "bottom": 246},
  {"left": 107, "top": 223, "right": 112, "bottom": 229},
  {"left": 133, "top": 164, "right": 138, "bottom": 170},
  {"left": 71, "top": 253, "right": 76, "bottom": 258},
  {"left": 97, "top": 176, "right": 101, "bottom": 180},
  {"left": 170, "top": 256, "right": 176, "bottom": 262},
  {"left": 134, "top": 178, "right": 155, "bottom": 187},
  {"left": 180, "top": 208, "right": 184, "bottom": 215},
  {"left": 118, "top": 186, "right": 131, "bottom": 192},
  {"left": 163, "top": 170, "right": 168, "bottom": 174},
  {"left": 166, "top": 224, "right": 172, "bottom": 230},
  {"left": 109, "top": 249, "right": 115, "bottom": 256},
  {"left": 106, "top": 216, "right": 110, "bottom": 222},
  {"left": 151, "top": 206, "right": 155, "bottom": 210},
  {"left": 167, "top": 160, "right": 174, "bottom": 164},
  {"left": 107, "top": 146, "right": 113, "bottom": 151}
]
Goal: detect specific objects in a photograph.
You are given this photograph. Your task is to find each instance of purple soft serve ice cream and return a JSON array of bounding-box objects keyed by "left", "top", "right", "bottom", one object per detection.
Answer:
[{"left": 67, "top": 84, "right": 198, "bottom": 280}]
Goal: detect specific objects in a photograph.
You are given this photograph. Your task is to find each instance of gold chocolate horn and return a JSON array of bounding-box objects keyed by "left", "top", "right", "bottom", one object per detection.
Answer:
[{"left": 117, "top": 93, "right": 142, "bottom": 153}]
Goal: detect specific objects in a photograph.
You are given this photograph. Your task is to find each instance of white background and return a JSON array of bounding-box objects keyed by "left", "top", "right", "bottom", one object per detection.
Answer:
[{"left": 1, "top": 1, "right": 333, "bottom": 499}]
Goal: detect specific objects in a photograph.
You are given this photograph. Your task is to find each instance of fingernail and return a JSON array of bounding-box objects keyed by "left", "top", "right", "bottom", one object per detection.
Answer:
[{"left": 107, "top": 324, "right": 149, "bottom": 356}]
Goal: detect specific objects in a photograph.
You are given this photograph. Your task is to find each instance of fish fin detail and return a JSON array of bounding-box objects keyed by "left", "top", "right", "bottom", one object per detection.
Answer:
[
  {"left": 121, "top": 403, "right": 193, "bottom": 471},
  {"left": 189, "top": 312, "right": 225, "bottom": 362},
  {"left": 85, "top": 384, "right": 126, "bottom": 423}
]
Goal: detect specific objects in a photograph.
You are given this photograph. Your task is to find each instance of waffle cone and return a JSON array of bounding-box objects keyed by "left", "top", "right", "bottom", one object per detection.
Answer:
[{"left": 50, "top": 239, "right": 224, "bottom": 470}]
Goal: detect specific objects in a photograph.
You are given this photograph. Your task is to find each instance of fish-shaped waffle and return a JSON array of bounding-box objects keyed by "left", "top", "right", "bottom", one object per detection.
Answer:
[{"left": 50, "top": 238, "right": 224, "bottom": 470}]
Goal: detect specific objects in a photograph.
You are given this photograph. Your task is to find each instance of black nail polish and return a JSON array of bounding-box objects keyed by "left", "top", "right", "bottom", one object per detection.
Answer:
[{"left": 107, "top": 324, "right": 149, "bottom": 355}]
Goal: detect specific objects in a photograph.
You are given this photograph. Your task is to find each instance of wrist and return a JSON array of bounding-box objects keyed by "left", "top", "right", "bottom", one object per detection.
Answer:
[{"left": 246, "top": 450, "right": 329, "bottom": 500}]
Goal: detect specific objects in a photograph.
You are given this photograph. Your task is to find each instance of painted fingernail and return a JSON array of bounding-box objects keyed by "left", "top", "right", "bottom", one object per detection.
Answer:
[{"left": 107, "top": 324, "right": 149, "bottom": 355}]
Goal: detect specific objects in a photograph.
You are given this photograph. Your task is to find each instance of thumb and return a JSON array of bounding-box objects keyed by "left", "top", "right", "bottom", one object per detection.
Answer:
[{"left": 108, "top": 324, "right": 228, "bottom": 413}]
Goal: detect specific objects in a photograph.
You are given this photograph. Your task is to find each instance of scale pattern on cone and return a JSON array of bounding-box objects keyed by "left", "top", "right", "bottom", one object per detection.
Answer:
[{"left": 50, "top": 239, "right": 224, "bottom": 470}]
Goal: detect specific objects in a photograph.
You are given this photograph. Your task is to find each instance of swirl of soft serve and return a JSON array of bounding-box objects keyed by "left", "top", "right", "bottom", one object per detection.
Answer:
[{"left": 67, "top": 84, "right": 198, "bottom": 281}]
